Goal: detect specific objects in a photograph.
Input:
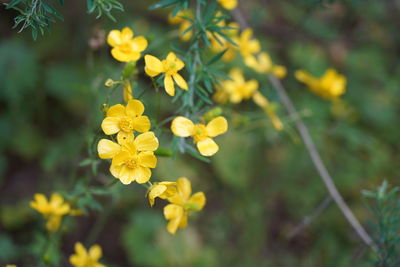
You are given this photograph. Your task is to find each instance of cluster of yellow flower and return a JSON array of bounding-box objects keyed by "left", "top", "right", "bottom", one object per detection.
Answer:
[
  {"left": 99, "top": 27, "right": 215, "bottom": 234},
  {"left": 168, "top": 10, "right": 286, "bottom": 131}
]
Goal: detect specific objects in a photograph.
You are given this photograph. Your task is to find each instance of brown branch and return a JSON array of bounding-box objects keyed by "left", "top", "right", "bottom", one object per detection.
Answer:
[{"left": 231, "top": 8, "right": 377, "bottom": 252}]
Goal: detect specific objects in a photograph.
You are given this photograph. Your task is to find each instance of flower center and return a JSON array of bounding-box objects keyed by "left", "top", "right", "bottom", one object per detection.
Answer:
[
  {"left": 125, "top": 156, "right": 139, "bottom": 169},
  {"left": 163, "top": 60, "right": 177, "bottom": 74},
  {"left": 193, "top": 124, "right": 208, "bottom": 142},
  {"left": 119, "top": 42, "right": 132, "bottom": 53},
  {"left": 119, "top": 117, "right": 134, "bottom": 132}
]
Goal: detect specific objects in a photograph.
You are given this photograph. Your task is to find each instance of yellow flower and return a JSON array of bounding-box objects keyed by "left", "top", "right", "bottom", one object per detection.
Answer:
[
  {"left": 236, "top": 29, "right": 261, "bottom": 62},
  {"left": 271, "top": 65, "right": 287, "bottom": 79},
  {"left": 295, "top": 68, "right": 346, "bottom": 100},
  {"left": 101, "top": 99, "right": 150, "bottom": 139},
  {"left": 123, "top": 81, "right": 133, "bottom": 103},
  {"left": 97, "top": 132, "right": 159, "bottom": 184},
  {"left": 147, "top": 181, "right": 177, "bottom": 207},
  {"left": 168, "top": 10, "right": 193, "bottom": 41},
  {"left": 144, "top": 52, "right": 188, "bottom": 96},
  {"left": 30, "top": 193, "right": 71, "bottom": 232},
  {"left": 171, "top": 116, "right": 228, "bottom": 156},
  {"left": 107, "top": 27, "right": 148, "bottom": 62},
  {"left": 6, "top": 265, "right": 17, "bottom": 267},
  {"left": 252, "top": 91, "right": 284, "bottom": 131},
  {"left": 209, "top": 21, "right": 239, "bottom": 62},
  {"left": 163, "top": 177, "right": 206, "bottom": 234},
  {"left": 244, "top": 52, "right": 272, "bottom": 73},
  {"left": 217, "top": 0, "right": 238, "bottom": 10},
  {"left": 214, "top": 68, "right": 259, "bottom": 104},
  {"left": 245, "top": 52, "right": 287, "bottom": 79},
  {"left": 69, "top": 242, "right": 105, "bottom": 267}
]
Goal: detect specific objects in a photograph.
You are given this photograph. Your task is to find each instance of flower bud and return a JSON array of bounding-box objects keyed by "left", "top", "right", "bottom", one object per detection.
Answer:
[{"left": 104, "top": 79, "right": 115, "bottom": 88}]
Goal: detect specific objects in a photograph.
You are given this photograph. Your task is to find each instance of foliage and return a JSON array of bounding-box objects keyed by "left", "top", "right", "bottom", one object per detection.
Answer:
[
  {"left": 0, "top": 0, "right": 399, "bottom": 266},
  {"left": 363, "top": 181, "right": 400, "bottom": 266},
  {"left": 5, "top": 0, "right": 123, "bottom": 39}
]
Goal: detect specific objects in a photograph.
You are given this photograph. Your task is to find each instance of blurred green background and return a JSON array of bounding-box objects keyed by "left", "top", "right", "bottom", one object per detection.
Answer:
[{"left": 1, "top": 0, "right": 399, "bottom": 266}]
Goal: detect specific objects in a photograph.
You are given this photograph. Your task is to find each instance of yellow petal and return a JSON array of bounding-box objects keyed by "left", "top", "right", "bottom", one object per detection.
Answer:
[
  {"left": 46, "top": 215, "right": 61, "bottom": 232},
  {"left": 217, "top": 0, "right": 238, "bottom": 10},
  {"left": 106, "top": 104, "right": 126, "bottom": 117},
  {"left": 164, "top": 74, "right": 175, "bottom": 96},
  {"left": 123, "top": 82, "right": 133, "bottom": 103},
  {"left": 271, "top": 65, "right": 287, "bottom": 79},
  {"left": 131, "top": 36, "right": 148, "bottom": 52},
  {"left": 171, "top": 116, "right": 194, "bottom": 137},
  {"left": 121, "top": 27, "right": 133, "bottom": 41},
  {"left": 139, "top": 151, "right": 157, "bottom": 168},
  {"left": 97, "top": 139, "right": 121, "bottom": 159},
  {"left": 206, "top": 116, "right": 228, "bottom": 137},
  {"left": 295, "top": 69, "right": 314, "bottom": 84},
  {"left": 134, "top": 132, "right": 159, "bottom": 151},
  {"left": 109, "top": 164, "right": 121, "bottom": 179},
  {"left": 148, "top": 184, "right": 167, "bottom": 207},
  {"left": 111, "top": 151, "right": 129, "bottom": 166},
  {"left": 196, "top": 138, "right": 219, "bottom": 156},
  {"left": 118, "top": 165, "right": 135, "bottom": 184},
  {"left": 31, "top": 194, "right": 47, "bottom": 212},
  {"left": 89, "top": 245, "right": 102, "bottom": 260},
  {"left": 248, "top": 39, "right": 261, "bottom": 54},
  {"left": 179, "top": 214, "right": 188, "bottom": 229},
  {"left": 174, "top": 57, "right": 185, "bottom": 71},
  {"left": 176, "top": 177, "right": 192, "bottom": 201},
  {"left": 107, "top": 30, "right": 121, "bottom": 47},
  {"left": 101, "top": 116, "right": 121, "bottom": 135},
  {"left": 166, "top": 52, "right": 177, "bottom": 62},
  {"left": 133, "top": 166, "right": 151, "bottom": 184},
  {"left": 111, "top": 47, "right": 133, "bottom": 62},
  {"left": 172, "top": 73, "right": 188, "bottom": 90},
  {"left": 126, "top": 99, "right": 144, "bottom": 117},
  {"left": 117, "top": 131, "right": 134, "bottom": 145},
  {"left": 188, "top": 192, "right": 206, "bottom": 211},
  {"left": 132, "top": 116, "right": 151, "bottom": 132},
  {"left": 164, "top": 204, "right": 184, "bottom": 234},
  {"left": 144, "top": 55, "right": 164, "bottom": 77},
  {"left": 75, "top": 242, "right": 87, "bottom": 256}
]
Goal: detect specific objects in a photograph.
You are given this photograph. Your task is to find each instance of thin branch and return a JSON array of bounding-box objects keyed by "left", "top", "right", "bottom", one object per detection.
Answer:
[
  {"left": 268, "top": 74, "right": 376, "bottom": 251},
  {"left": 287, "top": 196, "right": 332, "bottom": 239},
  {"left": 230, "top": 9, "right": 377, "bottom": 252}
]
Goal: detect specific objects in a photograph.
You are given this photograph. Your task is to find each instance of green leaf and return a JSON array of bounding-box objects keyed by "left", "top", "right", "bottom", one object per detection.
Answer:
[
  {"left": 148, "top": 0, "right": 179, "bottom": 10},
  {"left": 207, "top": 49, "right": 227, "bottom": 66},
  {"left": 87, "top": 0, "right": 96, "bottom": 13},
  {"left": 5, "top": 0, "right": 24, "bottom": 9}
]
